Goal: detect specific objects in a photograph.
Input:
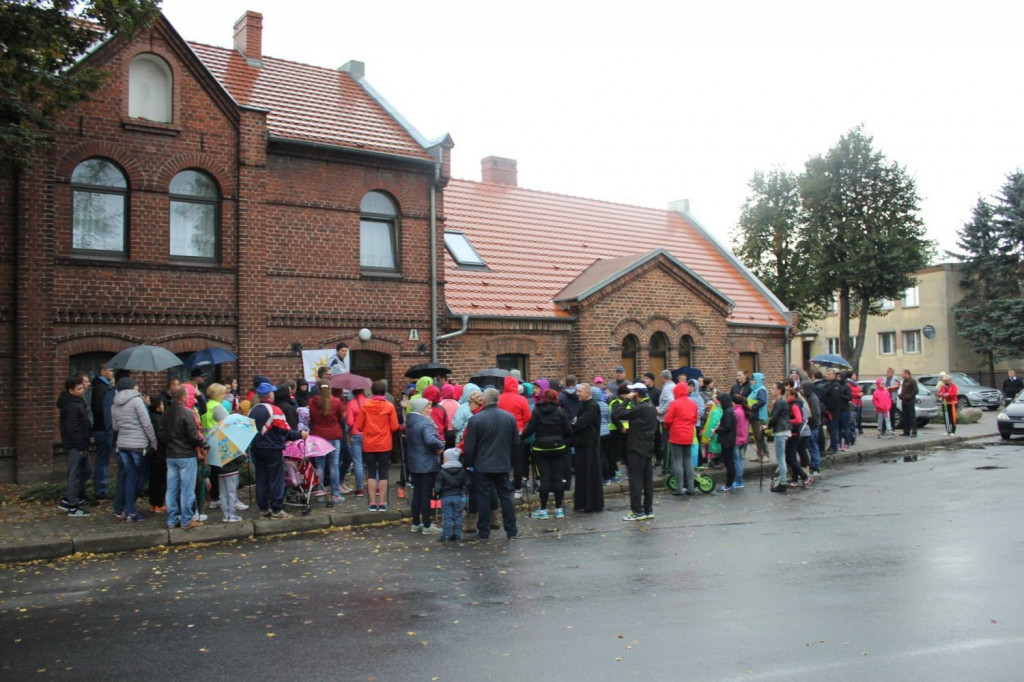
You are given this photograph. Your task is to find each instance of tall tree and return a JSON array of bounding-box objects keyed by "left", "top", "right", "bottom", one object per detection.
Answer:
[
  {"left": 0, "top": 0, "right": 161, "bottom": 168},
  {"left": 733, "top": 168, "right": 826, "bottom": 330},
  {"left": 992, "top": 170, "right": 1024, "bottom": 296},
  {"left": 799, "top": 127, "right": 933, "bottom": 373}
]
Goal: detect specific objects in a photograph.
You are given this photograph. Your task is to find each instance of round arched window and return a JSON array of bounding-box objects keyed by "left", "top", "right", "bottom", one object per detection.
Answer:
[{"left": 72, "top": 158, "right": 128, "bottom": 254}]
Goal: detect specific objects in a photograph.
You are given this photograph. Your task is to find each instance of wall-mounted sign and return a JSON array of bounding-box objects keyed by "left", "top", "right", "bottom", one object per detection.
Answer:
[{"left": 922, "top": 324, "right": 936, "bottom": 339}]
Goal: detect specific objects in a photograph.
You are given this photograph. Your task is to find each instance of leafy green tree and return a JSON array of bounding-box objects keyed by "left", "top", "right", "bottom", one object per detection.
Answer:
[
  {"left": 992, "top": 171, "right": 1024, "bottom": 296},
  {"left": 0, "top": 0, "right": 161, "bottom": 168},
  {"left": 733, "top": 168, "right": 827, "bottom": 330},
  {"left": 799, "top": 127, "right": 933, "bottom": 372}
]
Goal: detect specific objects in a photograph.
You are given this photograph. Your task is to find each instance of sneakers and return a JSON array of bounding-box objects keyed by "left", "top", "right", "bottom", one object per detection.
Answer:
[
  {"left": 235, "top": 500, "right": 249, "bottom": 511},
  {"left": 368, "top": 504, "right": 379, "bottom": 512},
  {"left": 353, "top": 489, "right": 365, "bottom": 497},
  {"left": 788, "top": 481, "right": 802, "bottom": 489},
  {"left": 208, "top": 500, "right": 220, "bottom": 509},
  {"left": 554, "top": 507, "right": 565, "bottom": 519},
  {"left": 411, "top": 523, "right": 423, "bottom": 533},
  {"left": 513, "top": 489, "right": 523, "bottom": 500},
  {"left": 623, "top": 512, "right": 645, "bottom": 521},
  {"left": 531, "top": 508, "right": 549, "bottom": 519},
  {"left": 770, "top": 484, "right": 788, "bottom": 494},
  {"left": 270, "top": 510, "right": 292, "bottom": 520},
  {"left": 258, "top": 509, "right": 272, "bottom": 518},
  {"left": 603, "top": 479, "right": 613, "bottom": 486},
  {"left": 223, "top": 514, "right": 242, "bottom": 523},
  {"left": 810, "top": 469, "right": 821, "bottom": 476},
  {"left": 803, "top": 477, "right": 814, "bottom": 488},
  {"left": 421, "top": 525, "right": 442, "bottom": 535},
  {"left": 67, "top": 507, "right": 91, "bottom": 518},
  {"left": 717, "top": 484, "right": 733, "bottom": 493},
  {"left": 57, "top": 497, "right": 72, "bottom": 512},
  {"left": 732, "top": 482, "right": 745, "bottom": 489},
  {"left": 642, "top": 512, "right": 655, "bottom": 520},
  {"left": 112, "top": 510, "right": 125, "bottom": 520},
  {"left": 331, "top": 494, "right": 346, "bottom": 503},
  {"left": 125, "top": 512, "right": 146, "bottom": 522},
  {"left": 149, "top": 505, "right": 166, "bottom": 513},
  {"left": 378, "top": 504, "right": 388, "bottom": 512},
  {"left": 340, "top": 485, "right": 354, "bottom": 494},
  {"left": 183, "top": 518, "right": 203, "bottom": 529}
]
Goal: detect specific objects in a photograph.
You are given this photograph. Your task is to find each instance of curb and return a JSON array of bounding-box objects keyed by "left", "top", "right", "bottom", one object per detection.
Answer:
[{"left": 0, "top": 431, "right": 998, "bottom": 564}]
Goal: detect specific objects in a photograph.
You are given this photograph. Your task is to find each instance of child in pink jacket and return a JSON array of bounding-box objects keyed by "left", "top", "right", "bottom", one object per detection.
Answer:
[{"left": 872, "top": 378, "right": 894, "bottom": 437}]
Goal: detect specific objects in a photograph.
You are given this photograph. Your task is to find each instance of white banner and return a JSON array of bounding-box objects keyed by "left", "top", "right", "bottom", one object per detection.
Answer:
[{"left": 301, "top": 348, "right": 336, "bottom": 385}]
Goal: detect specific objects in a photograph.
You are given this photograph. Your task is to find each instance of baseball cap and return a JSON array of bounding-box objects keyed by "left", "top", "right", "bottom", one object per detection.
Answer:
[{"left": 594, "top": 376, "right": 605, "bottom": 384}]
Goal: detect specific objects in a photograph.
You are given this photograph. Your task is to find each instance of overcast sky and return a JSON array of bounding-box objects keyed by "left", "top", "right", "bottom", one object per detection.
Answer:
[{"left": 162, "top": 0, "right": 1023, "bottom": 260}]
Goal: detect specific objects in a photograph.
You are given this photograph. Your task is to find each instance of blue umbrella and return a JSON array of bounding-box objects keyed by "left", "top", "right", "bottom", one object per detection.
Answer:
[
  {"left": 810, "top": 353, "right": 853, "bottom": 370},
  {"left": 185, "top": 347, "right": 238, "bottom": 369},
  {"left": 205, "top": 413, "right": 257, "bottom": 467}
]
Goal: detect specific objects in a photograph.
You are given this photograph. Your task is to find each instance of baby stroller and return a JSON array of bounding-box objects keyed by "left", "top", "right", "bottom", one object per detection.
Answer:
[{"left": 283, "top": 438, "right": 329, "bottom": 515}]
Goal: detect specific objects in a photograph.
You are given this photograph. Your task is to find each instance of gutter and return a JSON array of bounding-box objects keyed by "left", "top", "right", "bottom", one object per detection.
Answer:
[
  {"left": 436, "top": 315, "right": 469, "bottom": 343},
  {"left": 430, "top": 153, "right": 441, "bottom": 362}
]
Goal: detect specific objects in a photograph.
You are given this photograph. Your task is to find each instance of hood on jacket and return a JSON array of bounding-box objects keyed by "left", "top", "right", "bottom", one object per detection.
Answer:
[
  {"left": 674, "top": 382, "right": 689, "bottom": 399},
  {"left": 752, "top": 372, "right": 765, "bottom": 386},
  {"left": 592, "top": 388, "right": 605, "bottom": 402},
  {"left": 875, "top": 378, "right": 885, "bottom": 389},
  {"left": 718, "top": 392, "right": 733, "bottom": 409},
  {"left": 441, "top": 383, "right": 455, "bottom": 400},
  {"left": 415, "top": 376, "right": 434, "bottom": 394},
  {"left": 534, "top": 378, "right": 550, "bottom": 394},
  {"left": 460, "top": 383, "right": 481, "bottom": 404},
  {"left": 274, "top": 384, "right": 291, "bottom": 403},
  {"left": 453, "top": 385, "right": 463, "bottom": 401},
  {"left": 523, "top": 382, "right": 534, "bottom": 397},
  {"left": 183, "top": 383, "right": 197, "bottom": 409},
  {"left": 253, "top": 374, "right": 271, "bottom": 389},
  {"left": 503, "top": 376, "right": 519, "bottom": 393},
  {"left": 113, "top": 389, "right": 142, "bottom": 407},
  {"left": 423, "top": 384, "right": 442, "bottom": 404}
]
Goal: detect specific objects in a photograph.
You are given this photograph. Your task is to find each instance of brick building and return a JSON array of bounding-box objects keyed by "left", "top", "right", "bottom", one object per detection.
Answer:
[
  {"left": 437, "top": 157, "right": 792, "bottom": 387},
  {"left": 1, "top": 12, "right": 450, "bottom": 482}
]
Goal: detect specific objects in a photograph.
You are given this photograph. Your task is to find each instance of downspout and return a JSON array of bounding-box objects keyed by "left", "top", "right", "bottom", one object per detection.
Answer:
[
  {"left": 436, "top": 314, "right": 469, "bottom": 343},
  {"left": 429, "top": 152, "right": 441, "bottom": 362}
]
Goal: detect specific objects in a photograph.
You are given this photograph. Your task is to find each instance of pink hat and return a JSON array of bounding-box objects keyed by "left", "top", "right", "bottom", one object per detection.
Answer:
[{"left": 594, "top": 376, "right": 605, "bottom": 384}]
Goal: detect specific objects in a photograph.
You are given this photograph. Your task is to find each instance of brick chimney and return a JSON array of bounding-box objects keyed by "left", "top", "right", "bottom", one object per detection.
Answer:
[
  {"left": 481, "top": 156, "right": 517, "bottom": 187},
  {"left": 233, "top": 10, "right": 263, "bottom": 66}
]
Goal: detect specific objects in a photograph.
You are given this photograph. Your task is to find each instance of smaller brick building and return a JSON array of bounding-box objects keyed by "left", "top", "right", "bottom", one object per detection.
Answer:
[{"left": 438, "top": 157, "right": 792, "bottom": 387}]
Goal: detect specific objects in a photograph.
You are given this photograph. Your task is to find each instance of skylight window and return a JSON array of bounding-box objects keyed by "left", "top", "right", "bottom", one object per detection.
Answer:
[{"left": 444, "top": 231, "right": 486, "bottom": 267}]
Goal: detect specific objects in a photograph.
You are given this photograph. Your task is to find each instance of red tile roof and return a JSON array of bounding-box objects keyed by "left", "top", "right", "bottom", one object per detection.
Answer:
[
  {"left": 442, "top": 180, "right": 790, "bottom": 327},
  {"left": 188, "top": 43, "right": 432, "bottom": 161}
]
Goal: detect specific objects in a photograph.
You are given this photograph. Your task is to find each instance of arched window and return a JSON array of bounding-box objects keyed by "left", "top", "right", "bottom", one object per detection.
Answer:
[
  {"left": 72, "top": 158, "right": 128, "bottom": 254},
  {"left": 621, "top": 335, "right": 638, "bottom": 382},
  {"left": 169, "top": 170, "right": 219, "bottom": 261},
  {"left": 679, "top": 335, "right": 694, "bottom": 368},
  {"left": 649, "top": 332, "right": 669, "bottom": 385},
  {"left": 360, "top": 191, "right": 398, "bottom": 272},
  {"left": 129, "top": 54, "right": 172, "bottom": 123}
]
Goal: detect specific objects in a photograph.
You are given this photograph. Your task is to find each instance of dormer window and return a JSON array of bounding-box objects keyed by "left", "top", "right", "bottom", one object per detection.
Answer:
[{"left": 129, "top": 54, "right": 172, "bottom": 123}]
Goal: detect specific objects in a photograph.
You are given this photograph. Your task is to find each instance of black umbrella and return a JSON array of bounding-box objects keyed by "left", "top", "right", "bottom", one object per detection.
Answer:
[
  {"left": 184, "top": 347, "right": 238, "bottom": 369},
  {"left": 105, "top": 345, "right": 183, "bottom": 372},
  {"left": 672, "top": 366, "right": 704, "bottom": 383},
  {"left": 405, "top": 362, "right": 452, "bottom": 379},
  {"left": 469, "top": 367, "right": 513, "bottom": 389}
]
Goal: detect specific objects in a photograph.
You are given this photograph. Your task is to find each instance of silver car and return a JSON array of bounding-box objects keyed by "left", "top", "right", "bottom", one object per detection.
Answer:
[
  {"left": 918, "top": 373, "right": 1003, "bottom": 410},
  {"left": 857, "top": 380, "right": 939, "bottom": 430}
]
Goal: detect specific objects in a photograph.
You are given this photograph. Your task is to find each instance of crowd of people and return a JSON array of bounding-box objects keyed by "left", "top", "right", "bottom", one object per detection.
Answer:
[{"left": 54, "top": 354, "right": 969, "bottom": 533}]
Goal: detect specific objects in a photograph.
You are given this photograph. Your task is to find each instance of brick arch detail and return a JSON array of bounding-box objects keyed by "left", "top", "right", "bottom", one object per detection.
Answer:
[
  {"left": 674, "top": 318, "right": 707, "bottom": 340},
  {"left": 645, "top": 318, "right": 675, "bottom": 347},
  {"left": 149, "top": 333, "right": 234, "bottom": 351},
  {"left": 56, "top": 142, "right": 145, "bottom": 187},
  {"left": 486, "top": 336, "right": 538, "bottom": 355},
  {"left": 155, "top": 154, "right": 234, "bottom": 199},
  {"left": 609, "top": 318, "right": 645, "bottom": 346},
  {"left": 732, "top": 338, "right": 768, "bottom": 355},
  {"left": 55, "top": 332, "right": 146, "bottom": 357}
]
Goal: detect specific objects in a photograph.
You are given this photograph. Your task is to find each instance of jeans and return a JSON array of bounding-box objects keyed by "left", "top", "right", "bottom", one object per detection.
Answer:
[
  {"left": 670, "top": 442, "right": 694, "bottom": 492},
  {"left": 774, "top": 434, "right": 788, "bottom": 485},
  {"left": 441, "top": 495, "right": 464, "bottom": 539},
  {"left": 839, "top": 411, "right": 851, "bottom": 446},
  {"left": 474, "top": 471, "right": 517, "bottom": 539},
  {"left": 92, "top": 429, "right": 113, "bottom": 496},
  {"left": 348, "top": 434, "right": 365, "bottom": 491},
  {"left": 315, "top": 438, "right": 342, "bottom": 496},
  {"left": 877, "top": 411, "right": 892, "bottom": 434},
  {"left": 410, "top": 471, "right": 437, "bottom": 527},
  {"left": 733, "top": 444, "right": 745, "bottom": 486},
  {"left": 115, "top": 450, "right": 146, "bottom": 516},
  {"left": 827, "top": 419, "right": 839, "bottom": 452},
  {"left": 66, "top": 447, "right": 92, "bottom": 506},
  {"left": 166, "top": 457, "right": 198, "bottom": 527},
  {"left": 252, "top": 447, "right": 286, "bottom": 513},
  {"left": 808, "top": 428, "right": 821, "bottom": 470}
]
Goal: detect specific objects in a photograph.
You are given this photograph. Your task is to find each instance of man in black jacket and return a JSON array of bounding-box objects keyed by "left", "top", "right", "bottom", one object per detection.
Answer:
[
  {"left": 91, "top": 366, "right": 115, "bottom": 499},
  {"left": 463, "top": 387, "right": 520, "bottom": 540},
  {"left": 1003, "top": 369, "right": 1023, "bottom": 406},
  {"left": 58, "top": 376, "right": 94, "bottom": 516},
  {"left": 822, "top": 369, "right": 843, "bottom": 453},
  {"left": 613, "top": 383, "right": 659, "bottom": 521}
]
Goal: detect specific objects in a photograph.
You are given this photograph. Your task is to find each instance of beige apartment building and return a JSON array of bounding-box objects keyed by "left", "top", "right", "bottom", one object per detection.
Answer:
[{"left": 792, "top": 263, "right": 1021, "bottom": 382}]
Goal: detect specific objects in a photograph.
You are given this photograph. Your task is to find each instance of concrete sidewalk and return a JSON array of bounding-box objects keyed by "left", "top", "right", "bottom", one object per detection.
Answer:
[{"left": 0, "top": 420, "right": 999, "bottom": 563}]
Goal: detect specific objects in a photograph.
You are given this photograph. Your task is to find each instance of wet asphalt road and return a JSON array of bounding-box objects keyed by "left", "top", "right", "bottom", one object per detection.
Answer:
[{"left": 2, "top": 439, "right": 1023, "bottom": 682}]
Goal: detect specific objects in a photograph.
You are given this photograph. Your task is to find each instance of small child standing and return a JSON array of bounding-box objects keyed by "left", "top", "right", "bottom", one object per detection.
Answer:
[
  {"left": 434, "top": 448, "right": 467, "bottom": 542},
  {"left": 872, "top": 378, "right": 894, "bottom": 437}
]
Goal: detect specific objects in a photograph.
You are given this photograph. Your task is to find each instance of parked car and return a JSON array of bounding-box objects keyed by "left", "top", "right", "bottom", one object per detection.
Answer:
[
  {"left": 918, "top": 373, "right": 1003, "bottom": 411},
  {"left": 857, "top": 380, "right": 939, "bottom": 430},
  {"left": 997, "top": 393, "right": 1024, "bottom": 440}
]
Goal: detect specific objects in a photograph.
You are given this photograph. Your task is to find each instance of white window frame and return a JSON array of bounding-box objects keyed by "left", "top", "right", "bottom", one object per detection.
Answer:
[
  {"left": 903, "top": 285, "right": 920, "bottom": 308},
  {"left": 880, "top": 298, "right": 895, "bottom": 311},
  {"left": 129, "top": 54, "right": 173, "bottom": 123},
  {"left": 902, "top": 329, "right": 921, "bottom": 354},
  {"left": 878, "top": 331, "right": 897, "bottom": 355},
  {"left": 360, "top": 191, "right": 399, "bottom": 273},
  {"left": 827, "top": 337, "right": 840, "bottom": 354}
]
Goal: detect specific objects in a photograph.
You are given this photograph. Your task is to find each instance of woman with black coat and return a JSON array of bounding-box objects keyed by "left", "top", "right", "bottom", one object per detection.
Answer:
[
  {"left": 713, "top": 393, "right": 738, "bottom": 491},
  {"left": 522, "top": 389, "right": 572, "bottom": 519}
]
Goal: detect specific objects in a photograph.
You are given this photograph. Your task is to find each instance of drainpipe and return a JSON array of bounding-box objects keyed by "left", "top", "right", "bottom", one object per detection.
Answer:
[
  {"left": 436, "top": 315, "right": 469, "bottom": 343},
  {"left": 429, "top": 157, "right": 439, "bottom": 362}
]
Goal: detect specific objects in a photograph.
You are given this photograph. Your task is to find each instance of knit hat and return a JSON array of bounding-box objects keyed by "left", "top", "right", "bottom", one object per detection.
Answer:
[{"left": 410, "top": 397, "right": 430, "bottom": 414}]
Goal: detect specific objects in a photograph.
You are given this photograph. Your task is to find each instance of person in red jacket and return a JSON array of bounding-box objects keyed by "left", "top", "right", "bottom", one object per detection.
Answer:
[
  {"left": 345, "top": 387, "right": 369, "bottom": 497},
  {"left": 937, "top": 372, "right": 959, "bottom": 435},
  {"left": 356, "top": 381, "right": 401, "bottom": 511},
  {"left": 498, "top": 375, "right": 531, "bottom": 498},
  {"left": 308, "top": 382, "right": 347, "bottom": 504},
  {"left": 663, "top": 382, "right": 698, "bottom": 495}
]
